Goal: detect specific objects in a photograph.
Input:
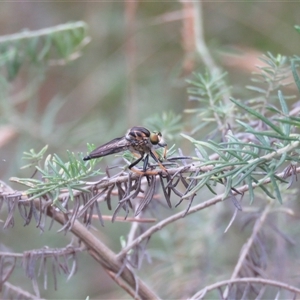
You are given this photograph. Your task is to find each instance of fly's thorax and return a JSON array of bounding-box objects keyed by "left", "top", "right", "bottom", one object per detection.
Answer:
[
  {"left": 128, "top": 143, "right": 151, "bottom": 155},
  {"left": 125, "top": 126, "right": 166, "bottom": 154},
  {"left": 126, "top": 126, "right": 150, "bottom": 141}
]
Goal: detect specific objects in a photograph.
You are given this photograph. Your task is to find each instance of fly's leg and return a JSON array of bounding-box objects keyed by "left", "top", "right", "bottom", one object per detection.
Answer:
[
  {"left": 128, "top": 153, "right": 149, "bottom": 172},
  {"left": 142, "top": 154, "right": 149, "bottom": 172},
  {"left": 126, "top": 153, "right": 148, "bottom": 175},
  {"left": 163, "top": 145, "right": 167, "bottom": 159},
  {"left": 149, "top": 149, "right": 167, "bottom": 172},
  {"left": 128, "top": 155, "right": 144, "bottom": 170},
  {"left": 128, "top": 151, "right": 167, "bottom": 175}
]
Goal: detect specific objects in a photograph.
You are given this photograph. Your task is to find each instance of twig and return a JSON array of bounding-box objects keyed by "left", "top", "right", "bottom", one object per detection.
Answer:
[
  {"left": 0, "top": 22, "right": 87, "bottom": 43},
  {"left": 3, "top": 282, "right": 45, "bottom": 300},
  {"left": 193, "top": 0, "right": 232, "bottom": 129},
  {"left": 91, "top": 215, "right": 156, "bottom": 223},
  {"left": 42, "top": 202, "right": 159, "bottom": 300},
  {"left": 190, "top": 277, "right": 300, "bottom": 299},
  {"left": 0, "top": 246, "right": 81, "bottom": 259},
  {"left": 222, "top": 202, "right": 272, "bottom": 298},
  {"left": 106, "top": 269, "right": 140, "bottom": 300},
  {"left": 193, "top": 1, "right": 219, "bottom": 75}
]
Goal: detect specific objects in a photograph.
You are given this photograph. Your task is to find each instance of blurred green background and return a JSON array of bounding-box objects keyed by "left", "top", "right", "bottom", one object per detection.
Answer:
[
  {"left": 1, "top": 1, "right": 300, "bottom": 177},
  {"left": 1, "top": 1, "right": 300, "bottom": 299}
]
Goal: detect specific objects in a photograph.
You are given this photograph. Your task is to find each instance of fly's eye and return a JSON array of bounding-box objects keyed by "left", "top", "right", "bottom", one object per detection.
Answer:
[{"left": 150, "top": 132, "right": 161, "bottom": 145}]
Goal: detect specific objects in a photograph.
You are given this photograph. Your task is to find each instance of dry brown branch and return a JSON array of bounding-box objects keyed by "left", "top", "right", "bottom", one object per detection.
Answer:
[
  {"left": 1, "top": 139, "right": 300, "bottom": 298},
  {"left": 41, "top": 201, "right": 159, "bottom": 300},
  {"left": 3, "top": 281, "right": 45, "bottom": 300},
  {"left": 117, "top": 164, "right": 299, "bottom": 259},
  {"left": 223, "top": 202, "right": 272, "bottom": 298},
  {"left": 92, "top": 215, "right": 157, "bottom": 223}
]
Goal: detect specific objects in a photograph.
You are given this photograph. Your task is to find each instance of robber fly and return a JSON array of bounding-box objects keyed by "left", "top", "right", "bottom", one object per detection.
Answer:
[{"left": 83, "top": 126, "right": 167, "bottom": 173}]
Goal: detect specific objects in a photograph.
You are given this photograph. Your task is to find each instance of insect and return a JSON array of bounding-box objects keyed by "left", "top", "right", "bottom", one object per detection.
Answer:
[{"left": 83, "top": 126, "right": 167, "bottom": 173}]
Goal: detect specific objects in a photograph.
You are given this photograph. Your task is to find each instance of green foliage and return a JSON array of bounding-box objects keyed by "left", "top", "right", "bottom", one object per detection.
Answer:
[
  {"left": 144, "top": 111, "right": 183, "bottom": 141},
  {"left": 246, "top": 53, "right": 291, "bottom": 104},
  {"left": 0, "top": 22, "right": 90, "bottom": 174},
  {"left": 0, "top": 22, "right": 89, "bottom": 80},
  {"left": 294, "top": 24, "right": 300, "bottom": 34},
  {"left": 20, "top": 144, "right": 49, "bottom": 170},
  {"left": 11, "top": 146, "right": 102, "bottom": 212},
  {"left": 291, "top": 57, "right": 300, "bottom": 93},
  {"left": 185, "top": 71, "right": 233, "bottom": 135},
  {"left": 180, "top": 56, "right": 300, "bottom": 205}
]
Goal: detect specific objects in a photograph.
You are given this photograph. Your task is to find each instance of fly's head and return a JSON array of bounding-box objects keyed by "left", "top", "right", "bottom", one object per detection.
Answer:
[
  {"left": 150, "top": 131, "right": 167, "bottom": 159},
  {"left": 149, "top": 131, "right": 166, "bottom": 147}
]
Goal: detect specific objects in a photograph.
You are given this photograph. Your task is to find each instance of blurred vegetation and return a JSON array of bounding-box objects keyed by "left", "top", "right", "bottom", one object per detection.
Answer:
[{"left": 1, "top": 1, "right": 300, "bottom": 299}]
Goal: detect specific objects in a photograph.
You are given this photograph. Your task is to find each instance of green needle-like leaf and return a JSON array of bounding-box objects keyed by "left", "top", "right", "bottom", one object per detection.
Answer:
[
  {"left": 231, "top": 98, "right": 285, "bottom": 136},
  {"left": 270, "top": 175, "right": 282, "bottom": 204},
  {"left": 278, "top": 90, "right": 291, "bottom": 136},
  {"left": 291, "top": 59, "right": 300, "bottom": 93}
]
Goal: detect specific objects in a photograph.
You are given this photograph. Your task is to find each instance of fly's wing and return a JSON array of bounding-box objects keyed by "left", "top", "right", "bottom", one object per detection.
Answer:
[{"left": 83, "top": 136, "right": 131, "bottom": 160}]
